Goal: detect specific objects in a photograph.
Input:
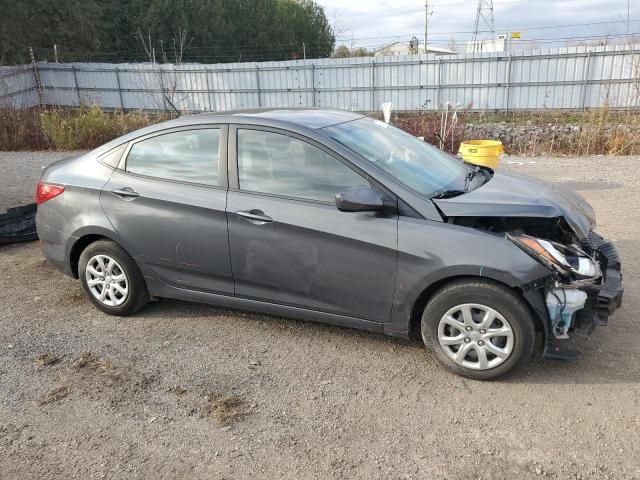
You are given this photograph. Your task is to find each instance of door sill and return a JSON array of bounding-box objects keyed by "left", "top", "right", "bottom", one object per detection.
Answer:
[{"left": 149, "top": 281, "right": 384, "bottom": 333}]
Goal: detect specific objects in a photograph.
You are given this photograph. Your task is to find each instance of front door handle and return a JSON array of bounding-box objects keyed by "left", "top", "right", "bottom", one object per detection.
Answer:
[
  {"left": 111, "top": 187, "right": 139, "bottom": 199},
  {"left": 236, "top": 209, "right": 273, "bottom": 224}
]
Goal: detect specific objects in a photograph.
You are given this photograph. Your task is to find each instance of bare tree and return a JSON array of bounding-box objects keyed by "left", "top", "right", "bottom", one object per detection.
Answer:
[{"left": 136, "top": 27, "right": 193, "bottom": 115}]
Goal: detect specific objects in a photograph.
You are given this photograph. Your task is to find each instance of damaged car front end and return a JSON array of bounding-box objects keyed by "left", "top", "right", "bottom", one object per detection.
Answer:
[
  {"left": 508, "top": 231, "right": 623, "bottom": 358},
  {"left": 434, "top": 171, "right": 623, "bottom": 360}
]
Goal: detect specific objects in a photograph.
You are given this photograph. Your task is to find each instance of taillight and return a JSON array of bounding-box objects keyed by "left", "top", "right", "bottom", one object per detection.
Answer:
[{"left": 36, "top": 182, "right": 65, "bottom": 205}]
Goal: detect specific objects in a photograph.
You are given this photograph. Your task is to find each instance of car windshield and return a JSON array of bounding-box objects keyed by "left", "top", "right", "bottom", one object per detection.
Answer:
[{"left": 321, "top": 117, "right": 469, "bottom": 197}]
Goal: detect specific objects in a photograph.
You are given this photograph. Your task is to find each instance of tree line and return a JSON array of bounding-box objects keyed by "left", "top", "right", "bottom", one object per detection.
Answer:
[{"left": 0, "top": 0, "right": 335, "bottom": 65}]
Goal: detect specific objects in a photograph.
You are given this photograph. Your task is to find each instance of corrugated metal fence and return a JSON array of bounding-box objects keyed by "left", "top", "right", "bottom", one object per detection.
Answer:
[
  {"left": 2, "top": 44, "right": 639, "bottom": 112},
  {"left": 0, "top": 65, "right": 39, "bottom": 108}
]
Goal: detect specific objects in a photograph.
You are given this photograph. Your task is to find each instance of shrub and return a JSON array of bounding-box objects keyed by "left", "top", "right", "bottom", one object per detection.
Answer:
[
  {"left": 39, "top": 106, "right": 167, "bottom": 150},
  {"left": 0, "top": 107, "right": 48, "bottom": 150}
]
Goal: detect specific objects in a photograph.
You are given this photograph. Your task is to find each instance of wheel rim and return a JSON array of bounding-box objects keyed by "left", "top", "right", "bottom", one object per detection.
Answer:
[
  {"left": 437, "top": 303, "right": 515, "bottom": 371},
  {"left": 85, "top": 254, "right": 129, "bottom": 307}
]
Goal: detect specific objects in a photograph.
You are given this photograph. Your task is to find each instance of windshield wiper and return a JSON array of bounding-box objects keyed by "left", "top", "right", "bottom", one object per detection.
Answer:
[
  {"left": 464, "top": 166, "right": 480, "bottom": 191},
  {"left": 433, "top": 189, "right": 467, "bottom": 199}
]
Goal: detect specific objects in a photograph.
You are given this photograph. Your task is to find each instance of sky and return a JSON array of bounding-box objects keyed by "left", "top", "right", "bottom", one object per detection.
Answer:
[{"left": 318, "top": 0, "right": 637, "bottom": 51}]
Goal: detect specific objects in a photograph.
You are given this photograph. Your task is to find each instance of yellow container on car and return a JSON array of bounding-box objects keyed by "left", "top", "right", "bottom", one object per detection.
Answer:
[{"left": 458, "top": 140, "right": 503, "bottom": 169}]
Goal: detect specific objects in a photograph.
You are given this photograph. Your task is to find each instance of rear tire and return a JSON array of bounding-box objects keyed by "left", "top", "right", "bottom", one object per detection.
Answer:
[
  {"left": 421, "top": 279, "right": 535, "bottom": 380},
  {"left": 78, "top": 239, "right": 149, "bottom": 316}
]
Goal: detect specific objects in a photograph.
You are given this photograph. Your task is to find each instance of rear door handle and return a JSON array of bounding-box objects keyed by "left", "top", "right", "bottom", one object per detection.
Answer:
[
  {"left": 236, "top": 209, "right": 273, "bottom": 224},
  {"left": 111, "top": 187, "right": 139, "bottom": 199}
]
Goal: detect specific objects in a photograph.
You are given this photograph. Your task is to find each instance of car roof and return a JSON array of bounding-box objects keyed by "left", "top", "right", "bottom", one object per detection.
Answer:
[
  {"left": 91, "top": 108, "right": 365, "bottom": 158},
  {"left": 190, "top": 108, "right": 365, "bottom": 130}
]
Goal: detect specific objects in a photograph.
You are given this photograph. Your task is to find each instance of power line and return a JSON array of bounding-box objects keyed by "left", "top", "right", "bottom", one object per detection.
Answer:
[{"left": 335, "top": 18, "right": 640, "bottom": 43}]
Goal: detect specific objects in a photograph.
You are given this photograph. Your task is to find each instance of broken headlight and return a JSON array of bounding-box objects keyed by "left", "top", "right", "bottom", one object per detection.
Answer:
[{"left": 507, "top": 233, "right": 601, "bottom": 281}]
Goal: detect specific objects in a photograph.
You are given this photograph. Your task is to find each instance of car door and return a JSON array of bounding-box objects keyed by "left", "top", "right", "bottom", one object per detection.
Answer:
[
  {"left": 100, "top": 126, "right": 234, "bottom": 294},
  {"left": 226, "top": 126, "right": 398, "bottom": 322}
]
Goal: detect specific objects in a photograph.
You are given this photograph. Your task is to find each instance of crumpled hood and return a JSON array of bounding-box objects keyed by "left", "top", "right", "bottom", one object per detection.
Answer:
[{"left": 433, "top": 171, "right": 596, "bottom": 239}]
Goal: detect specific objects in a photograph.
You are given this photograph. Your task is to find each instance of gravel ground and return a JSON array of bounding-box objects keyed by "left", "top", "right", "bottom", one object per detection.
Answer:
[
  {"left": 1, "top": 152, "right": 639, "bottom": 479},
  {"left": 0, "top": 151, "right": 83, "bottom": 211}
]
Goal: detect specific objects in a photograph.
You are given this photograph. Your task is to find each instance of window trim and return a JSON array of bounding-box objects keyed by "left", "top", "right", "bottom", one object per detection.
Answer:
[
  {"left": 97, "top": 144, "right": 127, "bottom": 169},
  {"left": 118, "top": 125, "right": 229, "bottom": 189},
  {"left": 228, "top": 124, "right": 372, "bottom": 205}
]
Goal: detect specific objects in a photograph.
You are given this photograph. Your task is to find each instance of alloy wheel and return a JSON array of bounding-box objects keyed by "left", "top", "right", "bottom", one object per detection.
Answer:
[
  {"left": 437, "top": 303, "right": 515, "bottom": 370},
  {"left": 85, "top": 254, "right": 129, "bottom": 307}
]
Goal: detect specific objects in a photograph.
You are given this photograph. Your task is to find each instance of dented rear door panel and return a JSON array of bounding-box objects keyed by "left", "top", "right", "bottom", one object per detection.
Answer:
[{"left": 100, "top": 170, "right": 234, "bottom": 294}]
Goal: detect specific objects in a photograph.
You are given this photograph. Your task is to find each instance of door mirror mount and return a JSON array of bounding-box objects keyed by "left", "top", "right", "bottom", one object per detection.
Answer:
[{"left": 335, "top": 186, "right": 383, "bottom": 212}]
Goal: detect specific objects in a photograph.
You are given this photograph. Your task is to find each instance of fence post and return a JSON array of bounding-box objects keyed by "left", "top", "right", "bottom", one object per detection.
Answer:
[
  {"left": 436, "top": 58, "right": 441, "bottom": 110},
  {"left": 255, "top": 65, "right": 262, "bottom": 107},
  {"left": 505, "top": 54, "right": 512, "bottom": 113},
  {"left": 311, "top": 63, "right": 316, "bottom": 107},
  {"left": 71, "top": 65, "right": 82, "bottom": 106},
  {"left": 114, "top": 67, "right": 124, "bottom": 110},
  {"left": 370, "top": 59, "right": 376, "bottom": 112},
  {"left": 581, "top": 50, "right": 592, "bottom": 111},
  {"left": 29, "top": 47, "right": 44, "bottom": 108},
  {"left": 204, "top": 67, "right": 213, "bottom": 112}
]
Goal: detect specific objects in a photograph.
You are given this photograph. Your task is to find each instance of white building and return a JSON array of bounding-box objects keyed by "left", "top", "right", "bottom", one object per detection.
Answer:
[
  {"left": 464, "top": 34, "right": 508, "bottom": 53},
  {"left": 374, "top": 42, "right": 457, "bottom": 57}
]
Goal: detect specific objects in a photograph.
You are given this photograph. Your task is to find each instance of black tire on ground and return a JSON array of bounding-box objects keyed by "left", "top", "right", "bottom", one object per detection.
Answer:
[
  {"left": 78, "top": 239, "right": 149, "bottom": 316},
  {"left": 421, "top": 279, "right": 536, "bottom": 381}
]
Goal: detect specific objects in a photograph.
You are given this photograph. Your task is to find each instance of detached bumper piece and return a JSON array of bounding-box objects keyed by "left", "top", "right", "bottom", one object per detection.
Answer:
[
  {"left": 0, "top": 203, "right": 38, "bottom": 245},
  {"left": 574, "top": 238, "right": 623, "bottom": 330}
]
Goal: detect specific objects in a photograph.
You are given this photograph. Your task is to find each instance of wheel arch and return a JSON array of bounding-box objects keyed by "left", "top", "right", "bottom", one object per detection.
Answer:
[
  {"left": 407, "top": 274, "right": 547, "bottom": 345},
  {"left": 68, "top": 229, "right": 123, "bottom": 278}
]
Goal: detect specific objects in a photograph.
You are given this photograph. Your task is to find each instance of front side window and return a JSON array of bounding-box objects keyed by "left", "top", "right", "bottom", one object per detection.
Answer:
[
  {"left": 237, "top": 129, "right": 369, "bottom": 203},
  {"left": 126, "top": 129, "right": 220, "bottom": 186}
]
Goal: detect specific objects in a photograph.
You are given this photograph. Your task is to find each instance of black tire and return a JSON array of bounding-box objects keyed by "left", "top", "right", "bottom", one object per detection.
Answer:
[
  {"left": 421, "top": 279, "right": 536, "bottom": 380},
  {"left": 78, "top": 239, "right": 149, "bottom": 316}
]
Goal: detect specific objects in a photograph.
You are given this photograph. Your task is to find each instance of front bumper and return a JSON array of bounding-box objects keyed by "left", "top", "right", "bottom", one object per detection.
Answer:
[
  {"left": 574, "top": 239, "right": 623, "bottom": 330},
  {"left": 542, "top": 235, "right": 622, "bottom": 361}
]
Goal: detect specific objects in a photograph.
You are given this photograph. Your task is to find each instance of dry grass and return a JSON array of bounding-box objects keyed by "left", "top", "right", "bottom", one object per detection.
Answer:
[
  {"left": 393, "top": 106, "right": 640, "bottom": 156},
  {"left": 34, "top": 353, "right": 61, "bottom": 367},
  {"left": 203, "top": 393, "right": 247, "bottom": 426},
  {"left": 39, "top": 106, "right": 169, "bottom": 150},
  {"left": 38, "top": 385, "right": 70, "bottom": 405},
  {"left": 2, "top": 103, "right": 640, "bottom": 155},
  {"left": 0, "top": 106, "right": 49, "bottom": 150},
  {"left": 73, "top": 351, "right": 123, "bottom": 383}
]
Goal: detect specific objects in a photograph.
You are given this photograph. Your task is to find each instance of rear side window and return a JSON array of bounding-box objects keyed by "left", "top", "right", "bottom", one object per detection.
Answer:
[
  {"left": 99, "top": 145, "right": 126, "bottom": 168},
  {"left": 126, "top": 129, "right": 220, "bottom": 186},
  {"left": 237, "top": 129, "right": 368, "bottom": 203}
]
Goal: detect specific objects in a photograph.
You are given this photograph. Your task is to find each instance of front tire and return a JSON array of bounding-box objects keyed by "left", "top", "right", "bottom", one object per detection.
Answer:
[
  {"left": 78, "top": 239, "right": 149, "bottom": 316},
  {"left": 421, "top": 279, "right": 536, "bottom": 380}
]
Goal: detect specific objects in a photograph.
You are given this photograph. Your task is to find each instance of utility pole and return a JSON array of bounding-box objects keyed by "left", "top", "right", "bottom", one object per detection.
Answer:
[
  {"left": 53, "top": 44, "right": 58, "bottom": 63},
  {"left": 424, "top": 1, "right": 428, "bottom": 54}
]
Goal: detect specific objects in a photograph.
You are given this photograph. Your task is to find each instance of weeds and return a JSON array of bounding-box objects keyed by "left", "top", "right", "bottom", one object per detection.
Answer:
[
  {"left": 2, "top": 103, "right": 640, "bottom": 155},
  {"left": 0, "top": 106, "right": 48, "bottom": 150},
  {"left": 73, "top": 351, "right": 123, "bottom": 383},
  {"left": 34, "top": 352, "right": 61, "bottom": 366},
  {"left": 394, "top": 106, "right": 640, "bottom": 156},
  {"left": 203, "top": 393, "right": 247, "bottom": 426},
  {"left": 38, "top": 385, "right": 70, "bottom": 405},
  {"left": 39, "top": 106, "right": 167, "bottom": 150}
]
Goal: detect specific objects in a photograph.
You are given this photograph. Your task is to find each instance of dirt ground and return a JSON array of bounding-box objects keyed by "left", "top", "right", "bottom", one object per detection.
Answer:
[{"left": 1, "top": 152, "right": 639, "bottom": 480}]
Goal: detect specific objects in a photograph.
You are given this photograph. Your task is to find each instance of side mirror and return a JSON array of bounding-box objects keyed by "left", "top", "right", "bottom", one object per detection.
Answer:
[{"left": 335, "top": 186, "right": 383, "bottom": 212}]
